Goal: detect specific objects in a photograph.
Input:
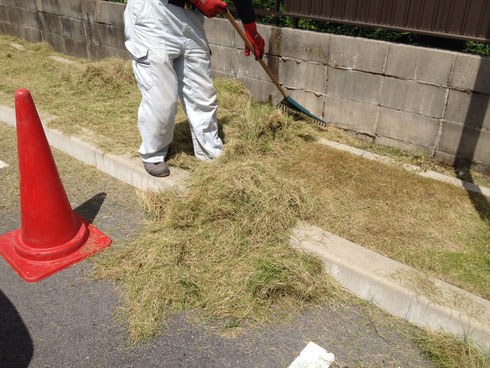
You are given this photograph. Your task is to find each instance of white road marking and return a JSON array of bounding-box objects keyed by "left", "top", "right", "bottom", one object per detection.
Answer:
[
  {"left": 288, "top": 342, "right": 335, "bottom": 368},
  {"left": 0, "top": 160, "right": 8, "bottom": 169}
]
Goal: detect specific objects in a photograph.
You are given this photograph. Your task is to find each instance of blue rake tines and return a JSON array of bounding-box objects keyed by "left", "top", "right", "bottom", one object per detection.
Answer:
[{"left": 280, "top": 96, "right": 328, "bottom": 128}]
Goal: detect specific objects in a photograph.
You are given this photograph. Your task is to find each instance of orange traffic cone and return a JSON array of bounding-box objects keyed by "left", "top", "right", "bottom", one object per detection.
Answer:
[{"left": 0, "top": 89, "right": 111, "bottom": 282}]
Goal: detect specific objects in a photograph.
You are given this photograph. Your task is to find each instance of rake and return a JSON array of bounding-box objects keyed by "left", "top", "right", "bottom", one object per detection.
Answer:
[{"left": 225, "top": 9, "right": 328, "bottom": 128}]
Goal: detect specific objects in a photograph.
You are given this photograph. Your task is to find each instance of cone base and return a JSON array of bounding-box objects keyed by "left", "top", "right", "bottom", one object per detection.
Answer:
[{"left": 0, "top": 214, "right": 111, "bottom": 283}]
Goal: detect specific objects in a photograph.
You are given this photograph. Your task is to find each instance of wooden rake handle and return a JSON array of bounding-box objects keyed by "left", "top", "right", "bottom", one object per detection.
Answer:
[{"left": 225, "top": 9, "right": 288, "bottom": 99}]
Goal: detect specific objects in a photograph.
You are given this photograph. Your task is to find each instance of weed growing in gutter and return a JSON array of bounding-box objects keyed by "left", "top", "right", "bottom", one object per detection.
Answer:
[{"left": 414, "top": 329, "right": 490, "bottom": 368}]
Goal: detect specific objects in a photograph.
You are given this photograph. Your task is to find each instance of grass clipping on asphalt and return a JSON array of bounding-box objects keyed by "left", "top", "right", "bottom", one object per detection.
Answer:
[{"left": 93, "top": 79, "right": 341, "bottom": 343}]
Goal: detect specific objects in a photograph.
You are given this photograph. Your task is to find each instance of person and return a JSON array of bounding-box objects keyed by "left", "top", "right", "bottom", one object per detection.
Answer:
[{"left": 124, "top": 0, "right": 265, "bottom": 177}]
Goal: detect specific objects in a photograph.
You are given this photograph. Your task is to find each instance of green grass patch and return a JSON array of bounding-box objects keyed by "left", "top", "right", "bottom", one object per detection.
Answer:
[{"left": 414, "top": 329, "right": 490, "bottom": 368}]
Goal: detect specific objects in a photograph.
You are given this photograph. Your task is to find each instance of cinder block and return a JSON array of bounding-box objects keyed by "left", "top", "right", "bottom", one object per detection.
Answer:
[
  {"left": 329, "top": 34, "right": 388, "bottom": 74},
  {"left": 17, "top": 0, "right": 38, "bottom": 11},
  {"left": 210, "top": 45, "right": 238, "bottom": 76},
  {"left": 108, "top": 46, "right": 130, "bottom": 60},
  {"left": 434, "top": 151, "right": 456, "bottom": 166},
  {"left": 437, "top": 120, "right": 490, "bottom": 164},
  {"left": 38, "top": 12, "right": 62, "bottom": 35},
  {"left": 205, "top": 18, "right": 274, "bottom": 57},
  {"left": 0, "top": 22, "right": 8, "bottom": 35},
  {"left": 0, "top": 5, "right": 9, "bottom": 22},
  {"left": 63, "top": 37, "right": 88, "bottom": 59},
  {"left": 6, "top": 6, "right": 23, "bottom": 25},
  {"left": 380, "top": 77, "right": 448, "bottom": 118},
  {"left": 212, "top": 70, "right": 234, "bottom": 80},
  {"left": 445, "top": 89, "right": 490, "bottom": 130},
  {"left": 376, "top": 135, "right": 430, "bottom": 154},
  {"left": 377, "top": 107, "right": 441, "bottom": 148},
  {"left": 40, "top": 0, "right": 96, "bottom": 22},
  {"left": 279, "top": 27, "right": 330, "bottom": 64},
  {"left": 87, "top": 43, "right": 129, "bottom": 60},
  {"left": 236, "top": 50, "right": 278, "bottom": 83},
  {"left": 22, "top": 27, "right": 42, "bottom": 42},
  {"left": 42, "top": 31, "right": 65, "bottom": 53},
  {"left": 86, "top": 42, "right": 105, "bottom": 60},
  {"left": 95, "top": 0, "right": 125, "bottom": 28},
  {"left": 279, "top": 59, "right": 326, "bottom": 93},
  {"left": 240, "top": 77, "right": 282, "bottom": 105},
  {"left": 77, "top": 0, "right": 97, "bottom": 22},
  {"left": 385, "top": 43, "right": 455, "bottom": 86},
  {"left": 93, "top": 23, "right": 125, "bottom": 49},
  {"left": 61, "top": 17, "right": 85, "bottom": 40},
  {"left": 18, "top": 8, "right": 40, "bottom": 30},
  {"left": 0, "top": 21, "right": 19, "bottom": 36},
  {"left": 285, "top": 88, "right": 324, "bottom": 118},
  {"left": 204, "top": 17, "right": 236, "bottom": 49},
  {"left": 451, "top": 54, "right": 490, "bottom": 94},
  {"left": 0, "top": 0, "right": 17, "bottom": 6},
  {"left": 1, "top": 0, "right": 13, "bottom": 6},
  {"left": 434, "top": 151, "right": 490, "bottom": 174},
  {"left": 84, "top": 20, "right": 98, "bottom": 45},
  {"left": 322, "top": 94, "right": 378, "bottom": 134},
  {"left": 326, "top": 67, "right": 383, "bottom": 104}
]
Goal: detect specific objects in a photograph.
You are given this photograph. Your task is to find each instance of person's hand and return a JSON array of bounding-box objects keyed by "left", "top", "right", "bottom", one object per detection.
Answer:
[
  {"left": 243, "top": 22, "right": 265, "bottom": 59},
  {"left": 189, "top": 0, "right": 227, "bottom": 18}
]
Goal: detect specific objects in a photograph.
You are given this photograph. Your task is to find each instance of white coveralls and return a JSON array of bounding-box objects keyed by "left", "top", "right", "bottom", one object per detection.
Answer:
[{"left": 124, "top": 0, "right": 223, "bottom": 163}]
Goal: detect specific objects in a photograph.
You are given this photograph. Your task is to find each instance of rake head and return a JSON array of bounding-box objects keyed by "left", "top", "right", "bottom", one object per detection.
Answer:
[{"left": 278, "top": 96, "right": 328, "bottom": 129}]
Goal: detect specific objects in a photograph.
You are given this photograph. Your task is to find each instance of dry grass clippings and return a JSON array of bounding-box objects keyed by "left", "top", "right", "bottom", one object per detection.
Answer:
[{"left": 2, "top": 36, "right": 489, "bottom": 365}]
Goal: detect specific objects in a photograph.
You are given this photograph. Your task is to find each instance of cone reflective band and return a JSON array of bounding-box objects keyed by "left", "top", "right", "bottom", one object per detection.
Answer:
[{"left": 0, "top": 89, "right": 111, "bottom": 282}]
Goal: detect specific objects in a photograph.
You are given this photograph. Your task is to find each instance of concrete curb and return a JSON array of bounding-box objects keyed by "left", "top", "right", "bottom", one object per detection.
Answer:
[
  {"left": 290, "top": 222, "right": 490, "bottom": 351},
  {"left": 0, "top": 105, "right": 189, "bottom": 191},
  {"left": 318, "top": 138, "right": 490, "bottom": 198}
]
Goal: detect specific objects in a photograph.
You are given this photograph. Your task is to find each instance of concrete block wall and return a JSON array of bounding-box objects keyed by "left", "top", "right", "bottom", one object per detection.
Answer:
[
  {"left": 1, "top": 0, "right": 489, "bottom": 172},
  {"left": 206, "top": 18, "right": 490, "bottom": 173},
  {"left": 0, "top": 0, "right": 128, "bottom": 59}
]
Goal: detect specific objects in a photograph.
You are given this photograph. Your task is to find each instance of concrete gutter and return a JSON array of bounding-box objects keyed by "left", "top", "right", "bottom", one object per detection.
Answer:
[
  {"left": 290, "top": 222, "right": 490, "bottom": 351},
  {"left": 0, "top": 105, "right": 189, "bottom": 191},
  {"left": 1, "top": 104, "right": 489, "bottom": 351},
  {"left": 318, "top": 138, "right": 490, "bottom": 197}
]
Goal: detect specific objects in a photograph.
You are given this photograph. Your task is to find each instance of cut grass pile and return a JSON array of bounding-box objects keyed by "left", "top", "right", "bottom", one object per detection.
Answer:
[
  {"left": 93, "top": 82, "right": 343, "bottom": 342},
  {"left": 1, "top": 35, "right": 489, "bottom": 365}
]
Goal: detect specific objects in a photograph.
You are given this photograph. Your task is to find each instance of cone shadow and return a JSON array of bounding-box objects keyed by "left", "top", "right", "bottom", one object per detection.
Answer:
[
  {"left": 73, "top": 193, "right": 107, "bottom": 224},
  {"left": 0, "top": 290, "right": 33, "bottom": 368}
]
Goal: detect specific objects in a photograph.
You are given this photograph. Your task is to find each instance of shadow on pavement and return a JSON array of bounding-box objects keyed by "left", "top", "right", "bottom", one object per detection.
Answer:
[
  {"left": 454, "top": 54, "right": 490, "bottom": 222},
  {"left": 0, "top": 289, "right": 33, "bottom": 368},
  {"left": 74, "top": 192, "right": 107, "bottom": 224}
]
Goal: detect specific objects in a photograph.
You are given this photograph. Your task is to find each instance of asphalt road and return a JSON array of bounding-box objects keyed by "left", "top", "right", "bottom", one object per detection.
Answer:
[{"left": 0, "top": 123, "right": 433, "bottom": 368}]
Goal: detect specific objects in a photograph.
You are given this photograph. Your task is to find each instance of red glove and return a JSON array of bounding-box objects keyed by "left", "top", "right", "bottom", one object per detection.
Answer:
[
  {"left": 189, "top": 0, "right": 227, "bottom": 18},
  {"left": 243, "top": 22, "right": 265, "bottom": 59}
]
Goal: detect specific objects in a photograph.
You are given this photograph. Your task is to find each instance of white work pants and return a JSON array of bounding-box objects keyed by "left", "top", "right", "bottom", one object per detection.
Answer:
[{"left": 124, "top": 0, "right": 223, "bottom": 162}]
